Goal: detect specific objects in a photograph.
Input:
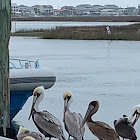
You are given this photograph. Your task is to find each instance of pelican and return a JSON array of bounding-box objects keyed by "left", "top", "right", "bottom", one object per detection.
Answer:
[
  {"left": 22, "top": 136, "right": 35, "bottom": 140},
  {"left": 16, "top": 126, "right": 45, "bottom": 140},
  {"left": 28, "top": 86, "right": 66, "bottom": 140},
  {"left": 114, "top": 105, "right": 140, "bottom": 140},
  {"left": 80, "top": 101, "right": 120, "bottom": 140},
  {"left": 63, "top": 91, "right": 85, "bottom": 140}
]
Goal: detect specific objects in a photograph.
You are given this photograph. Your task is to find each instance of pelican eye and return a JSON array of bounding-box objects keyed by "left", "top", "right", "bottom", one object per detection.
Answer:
[
  {"left": 25, "top": 130, "right": 30, "bottom": 134},
  {"left": 34, "top": 92, "right": 41, "bottom": 98},
  {"left": 64, "top": 95, "right": 71, "bottom": 101},
  {"left": 136, "top": 110, "right": 140, "bottom": 115}
]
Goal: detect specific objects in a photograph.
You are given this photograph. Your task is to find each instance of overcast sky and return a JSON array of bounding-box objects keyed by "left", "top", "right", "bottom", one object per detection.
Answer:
[{"left": 12, "top": 0, "right": 140, "bottom": 8}]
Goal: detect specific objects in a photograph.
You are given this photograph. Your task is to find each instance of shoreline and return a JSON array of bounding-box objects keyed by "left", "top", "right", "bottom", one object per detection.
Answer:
[{"left": 12, "top": 16, "right": 140, "bottom": 22}]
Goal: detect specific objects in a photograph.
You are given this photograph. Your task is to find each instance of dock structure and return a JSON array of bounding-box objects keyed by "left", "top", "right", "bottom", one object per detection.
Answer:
[{"left": 0, "top": 0, "right": 11, "bottom": 137}]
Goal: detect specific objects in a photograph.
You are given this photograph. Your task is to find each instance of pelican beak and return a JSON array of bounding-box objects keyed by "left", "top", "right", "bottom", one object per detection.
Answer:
[
  {"left": 63, "top": 98, "right": 68, "bottom": 122},
  {"left": 80, "top": 105, "right": 93, "bottom": 129},
  {"left": 64, "top": 98, "right": 68, "bottom": 111},
  {"left": 28, "top": 95, "right": 37, "bottom": 120},
  {"left": 132, "top": 112, "right": 140, "bottom": 126}
]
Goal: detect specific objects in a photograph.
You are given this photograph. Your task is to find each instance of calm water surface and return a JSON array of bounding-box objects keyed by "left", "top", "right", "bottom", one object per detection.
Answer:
[
  {"left": 9, "top": 37, "right": 140, "bottom": 139},
  {"left": 11, "top": 21, "right": 138, "bottom": 32}
]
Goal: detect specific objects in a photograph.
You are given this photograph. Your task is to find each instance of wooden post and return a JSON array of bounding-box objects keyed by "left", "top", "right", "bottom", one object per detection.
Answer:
[{"left": 0, "top": 0, "right": 11, "bottom": 134}]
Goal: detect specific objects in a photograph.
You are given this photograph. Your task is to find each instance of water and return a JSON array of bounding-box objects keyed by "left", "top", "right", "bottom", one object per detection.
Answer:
[
  {"left": 10, "top": 37, "right": 140, "bottom": 139},
  {"left": 11, "top": 21, "right": 138, "bottom": 32}
]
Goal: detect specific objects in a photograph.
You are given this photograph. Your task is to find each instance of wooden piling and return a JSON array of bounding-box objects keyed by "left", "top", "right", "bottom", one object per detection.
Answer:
[{"left": 0, "top": 0, "right": 11, "bottom": 132}]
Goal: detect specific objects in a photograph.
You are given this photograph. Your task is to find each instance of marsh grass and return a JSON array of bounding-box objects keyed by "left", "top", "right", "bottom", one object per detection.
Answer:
[{"left": 11, "top": 23, "right": 140, "bottom": 40}]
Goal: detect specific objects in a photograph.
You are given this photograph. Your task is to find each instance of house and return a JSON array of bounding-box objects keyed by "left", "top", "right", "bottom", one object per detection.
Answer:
[
  {"left": 19, "top": 5, "right": 35, "bottom": 17},
  {"left": 100, "top": 9, "right": 119, "bottom": 16},
  {"left": 31, "top": 5, "right": 42, "bottom": 15},
  {"left": 92, "top": 5, "right": 104, "bottom": 11},
  {"left": 104, "top": 4, "right": 119, "bottom": 9},
  {"left": 41, "top": 5, "right": 53, "bottom": 15},
  {"left": 90, "top": 5, "right": 104, "bottom": 16},
  {"left": 53, "top": 9, "right": 70, "bottom": 16},
  {"left": 138, "top": 4, "right": 140, "bottom": 15},
  {"left": 61, "top": 6, "right": 75, "bottom": 16},
  {"left": 75, "top": 4, "right": 92, "bottom": 15},
  {"left": 119, "top": 7, "right": 137, "bottom": 15},
  {"left": 11, "top": 3, "right": 19, "bottom": 15}
]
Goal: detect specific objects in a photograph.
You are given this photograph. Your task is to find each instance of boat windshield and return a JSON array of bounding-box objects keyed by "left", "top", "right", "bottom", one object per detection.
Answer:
[{"left": 9, "top": 58, "right": 40, "bottom": 69}]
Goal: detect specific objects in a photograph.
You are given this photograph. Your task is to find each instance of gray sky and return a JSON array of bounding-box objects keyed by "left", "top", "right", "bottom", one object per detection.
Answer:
[{"left": 12, "top": 0, "right": 140, "bottom": 8}]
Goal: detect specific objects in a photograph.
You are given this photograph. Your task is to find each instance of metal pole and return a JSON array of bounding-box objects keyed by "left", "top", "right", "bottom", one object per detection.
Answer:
[{"left": 0, "top": 0, "right": 11, "bottom": 135}]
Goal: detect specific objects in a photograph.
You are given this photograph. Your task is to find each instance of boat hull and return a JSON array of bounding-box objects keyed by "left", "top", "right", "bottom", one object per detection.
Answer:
[{"left": 10, "top": 68, "right": 56, "bottom": 120}]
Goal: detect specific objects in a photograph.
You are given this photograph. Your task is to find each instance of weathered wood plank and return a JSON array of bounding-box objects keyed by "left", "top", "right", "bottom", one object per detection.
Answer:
[{"left": 0, "top": 0, "right": 11, "bottom": 130}]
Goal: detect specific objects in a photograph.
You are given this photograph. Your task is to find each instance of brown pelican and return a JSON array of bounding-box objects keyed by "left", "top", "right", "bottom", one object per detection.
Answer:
[
  {"left": 80, "top": 101, "right": 120, "bottom": 140},
  {"left": 28, "top": 86, "right": 66, "bottom": 140},
  {"left": 114, "top": 105, "right": 140, "bottom": 140},
  {"left": 63, "top": 91, "right": 85, "bottom": 140},
  {"left": 22, "top": 136, "right": 35, "bottom": 140},
  {"left": 16, "top": 126, "right": 45, "bottom": 140}
]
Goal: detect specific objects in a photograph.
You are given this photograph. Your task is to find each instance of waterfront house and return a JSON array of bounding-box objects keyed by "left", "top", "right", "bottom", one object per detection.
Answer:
[
  {"left": 41, "top": 5, "right": 53, "bottom": 16},
  {"left": 11, "top": 3, "right": 19, "bottom": 15},
  {"left": 75, "top": 4, "right": 92, "bottom": 15},
  {"left": 61, "top": 6, "right": 75, "bottom": 16},
  {"left": 100, "top": 9, "right": 119, "bottom": 16},
  {"left": 19, "top": 5, "right": 35, "bottom": 17},
  {"left": 31, "top": 5, "right": 42, "bottom": 15}
]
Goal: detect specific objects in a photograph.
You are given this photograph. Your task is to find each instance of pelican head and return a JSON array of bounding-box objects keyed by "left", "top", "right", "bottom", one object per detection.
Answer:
[
  {"left": 80, "top": 101, "right": 99, "bottom": 128},
  {"left": 63, "top": 91, "right": 73, "bottom": 111},
  {"left": 128, "top": 105, "right": 140, "bottom": 125},
  {"left": 28, "top": 86, "right": 45, "bottom": 120},
  {"left": 17, "top": 126, "right": 29, "bottom": 135},
  {"left": 22, "top": 136, "right": 35, "bottom": 140}
]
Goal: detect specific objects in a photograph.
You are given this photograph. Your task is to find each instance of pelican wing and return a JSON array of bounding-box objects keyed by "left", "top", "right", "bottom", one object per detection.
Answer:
[
  {"left": 88, "top": 121, "right": 119, "bottom": 140},
  {"left": 34, "top": 110, "right": 65, "bottom": 139},
  {"left": 65, "top": 111, "right": 85, "bottom": 139},
  {"left": 74, "top": 112, "right": 85, "bottom": 137}
]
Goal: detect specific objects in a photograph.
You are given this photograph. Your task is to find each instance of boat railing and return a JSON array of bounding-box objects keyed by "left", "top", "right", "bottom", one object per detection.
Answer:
[{"left": 9, "top": 58, "right": 40, "bottom": 69}]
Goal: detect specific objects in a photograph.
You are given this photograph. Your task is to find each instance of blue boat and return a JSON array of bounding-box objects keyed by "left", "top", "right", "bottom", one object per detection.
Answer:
[{"left": 9, "top": 59, "right": 56, "bottom": 120}]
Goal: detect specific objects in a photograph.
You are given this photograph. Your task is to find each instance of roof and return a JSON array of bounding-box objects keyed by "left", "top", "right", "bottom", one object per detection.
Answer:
[
  {"left": 11, "top": 3, "right": 18, "bottom": 7},
  {"left": 42, "top": 5, "right": 53, "bottom": 8},
  {"left": 19, "top": 5, "right": 28, "bottom": 7}
]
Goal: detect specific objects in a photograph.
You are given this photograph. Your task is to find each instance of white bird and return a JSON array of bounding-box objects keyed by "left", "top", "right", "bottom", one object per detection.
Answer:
[
  {"left": 22, "top": 136, "right": 35, "bottom": 140},
  {"left": 28, "top": 86, "right": 66, "bottom": 140},
  {"left": 16, "top": 126, "right": 45, "bottom": 140},
  {"left": 63, "top": 91, "right": 85, "bottom": 140}
]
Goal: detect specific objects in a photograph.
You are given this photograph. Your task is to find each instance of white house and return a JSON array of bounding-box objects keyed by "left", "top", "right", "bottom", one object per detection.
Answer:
[
  {"left": 11, "top": 3, "right": 19, "bottom": 15},
  {"left": 119, "top": 7, "right": 137, "bottom": 15},
  {"left": 19, "top": 5, "right": 35, "bottom": 17},
  {"left": 75, "top": 4, "right": 92, "bottom": 15},
  {"left": 100, "top": 9, "right": 119, "bottom": 16},
  {"left": 41, "top": 5, "right": 53, "bottom": 15},
  {"left": 31, "top": 5, "right": 42, "bottom": 15}
]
